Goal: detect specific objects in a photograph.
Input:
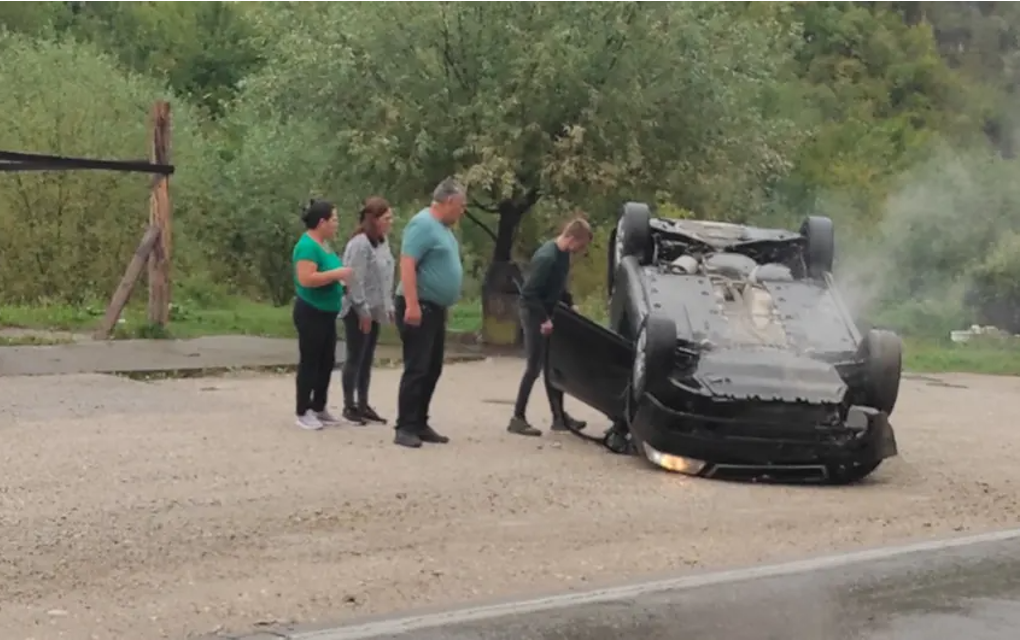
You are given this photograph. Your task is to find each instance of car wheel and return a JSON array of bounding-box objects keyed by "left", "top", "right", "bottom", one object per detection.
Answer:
[
  {"left": 619, "top": 202, "right": 652, "bottom": 263},
  {"left": 860, "top": 329, "right": 903, "bottom": 415},
  {"left": 630, "top": 312, "right": 677, "bottom": 399},
  {"left": 609, "top": 203, "right": 653, "bottom": 297},
  {"left": 825, "top": 460, "right": 882, "bottom": 485},
  {"left": 799, "top": 215, "right": 834, "bottom": 279}
]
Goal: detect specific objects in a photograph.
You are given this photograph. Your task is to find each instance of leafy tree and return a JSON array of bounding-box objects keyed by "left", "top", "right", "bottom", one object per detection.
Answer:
[
  {"left": 0, "top": 3, "right": 75, "bottom": 36},
  {"left": 238, "top": 1, "right": 803, "bottom": 339},
  {"left": 55, "top": 1, "right": 264, "bottom": 116},
  {"left": 7, "top": 0, "right": 1020, "bottom": 343},
  {"left": 183, "top": 106, "right": 339, "bottom": 306},
  {"left": 775, "top": 2, "right": 975, "bottom": 229}
]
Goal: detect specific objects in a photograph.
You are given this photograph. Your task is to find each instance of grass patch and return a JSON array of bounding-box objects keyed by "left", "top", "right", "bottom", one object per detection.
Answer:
[
  {"left": 0, "top": 334, "right": 73, "bottom": 346},
  {"left": 0, "top": 296, "right": 484, "bottom": 343},
  {"left": 904, "top": 336, "right": 1020, "bottom": 376}
]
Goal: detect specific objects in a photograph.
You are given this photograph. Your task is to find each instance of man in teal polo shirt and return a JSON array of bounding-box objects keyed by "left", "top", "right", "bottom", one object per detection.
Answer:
[{"left": 393, "top": 178, "right": 466, "bottom": 448}]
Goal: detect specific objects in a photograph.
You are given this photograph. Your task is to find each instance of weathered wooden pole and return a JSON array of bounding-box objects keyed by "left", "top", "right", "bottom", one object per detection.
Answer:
[
  {"left": 147, "top": 100, "right": 172, "bottom": 328},
  {"left": 93, "top": 226, "right": 162, "bottom": 340}
]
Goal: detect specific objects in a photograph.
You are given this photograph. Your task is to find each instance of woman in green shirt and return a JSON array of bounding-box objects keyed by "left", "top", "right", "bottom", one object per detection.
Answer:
[{"left": 292, "top": 199, "right": 352, "bottom": 430}]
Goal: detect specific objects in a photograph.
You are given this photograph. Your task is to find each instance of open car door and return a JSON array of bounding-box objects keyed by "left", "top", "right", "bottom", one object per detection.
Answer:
[{"left": 544, "top": 303, "right": 634, "bottom": 422}]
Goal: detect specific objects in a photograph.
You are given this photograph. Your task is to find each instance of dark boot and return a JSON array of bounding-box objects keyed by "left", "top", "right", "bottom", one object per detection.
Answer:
[
  {"left": 419, "top": 425, "right": 450, "bottom": 444},
  {"left": 359, "top": 405, "right": 388, "bottom": 425},
  {"left": 551, "top": 413, "right": 587, "bottom": 432},
  {"left": 507, "top": 416, "right": 543, "bottom": 437},
  {"left": 394, "top": 429, "right": 423, "bottom": 448},
  {"left": 342, "top": 406, "right": 366, "bottom": 426}
]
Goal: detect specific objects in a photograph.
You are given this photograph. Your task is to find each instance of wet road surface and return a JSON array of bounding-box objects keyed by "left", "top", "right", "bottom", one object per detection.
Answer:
[{"left": 274, "top": 529, "right": 1020, "bottom": 640}]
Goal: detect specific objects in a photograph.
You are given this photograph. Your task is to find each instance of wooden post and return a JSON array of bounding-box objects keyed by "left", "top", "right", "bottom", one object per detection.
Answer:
[
  {"left": 94, "top": 226, "right": 162, "bottom": 340},
  {"left": 147, "top": 100, "right": 172, "bottom": 327}
]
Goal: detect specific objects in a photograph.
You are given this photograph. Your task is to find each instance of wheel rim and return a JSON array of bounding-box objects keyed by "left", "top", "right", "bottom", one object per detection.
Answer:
[{"left": 633, "top": 325, "right": 647, "bottom": 393}]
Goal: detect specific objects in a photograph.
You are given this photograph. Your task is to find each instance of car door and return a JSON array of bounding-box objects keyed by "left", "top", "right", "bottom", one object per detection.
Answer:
[{"left": 544, "top": 303, "right": 634, "bottom": 421}]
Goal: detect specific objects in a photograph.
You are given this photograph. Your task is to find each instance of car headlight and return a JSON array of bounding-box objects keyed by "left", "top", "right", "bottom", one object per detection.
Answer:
[{"left": 641, "top": 441, "right": 707, "bottom": 475}]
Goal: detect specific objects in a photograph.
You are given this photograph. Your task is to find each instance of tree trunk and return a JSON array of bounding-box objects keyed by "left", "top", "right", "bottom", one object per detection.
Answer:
[{"left": 481, "top": 202, "right": 527, "bottom": 346}]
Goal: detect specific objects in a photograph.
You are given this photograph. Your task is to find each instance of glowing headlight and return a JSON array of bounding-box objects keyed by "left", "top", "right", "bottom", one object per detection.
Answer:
[{"left": 641, "top": 442, "right": 707, "bottom": 475}]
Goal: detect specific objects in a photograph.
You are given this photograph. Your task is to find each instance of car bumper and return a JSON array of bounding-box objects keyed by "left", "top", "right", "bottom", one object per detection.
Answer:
[{"left": 629, "top": 393, "right": 898, "bottom": 477}]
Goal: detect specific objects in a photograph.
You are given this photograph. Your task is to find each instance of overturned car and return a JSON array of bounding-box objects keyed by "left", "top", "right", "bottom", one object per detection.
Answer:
[{"left": 544, "top": 202, "right": 902, "bottom": 485}]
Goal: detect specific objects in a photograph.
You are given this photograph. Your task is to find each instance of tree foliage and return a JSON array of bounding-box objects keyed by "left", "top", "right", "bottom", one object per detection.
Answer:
[
  {"left": 4, "top": 2, "right": 1020, "bottom": 335},
  {"left": 241, "top": 2, "right": 804, "bottom": 262},
  {"left": 184, "top": 107, "right": 339, "bottom": 305},
  {"left": 0, "top": 31, "right": 205, "bottom": 305}
]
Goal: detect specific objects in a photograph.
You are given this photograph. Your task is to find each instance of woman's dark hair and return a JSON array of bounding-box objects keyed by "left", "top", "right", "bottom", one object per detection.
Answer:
[
  {"left": 302, "top": 199, "right": 335, "bottom": 230},
  {"left": 350, "top": 196, "right": 391, "bottom": 244}
]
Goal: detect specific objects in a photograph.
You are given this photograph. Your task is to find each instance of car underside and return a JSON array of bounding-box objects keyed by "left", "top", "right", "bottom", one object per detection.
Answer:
[{"left": 544, "top": 202, "right": 904, "bottom": 485}]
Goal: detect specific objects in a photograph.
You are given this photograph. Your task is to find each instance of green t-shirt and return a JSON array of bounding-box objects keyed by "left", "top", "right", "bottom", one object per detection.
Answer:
[{"left": 292, "top": 233, "right": 344, "bottom": 313}]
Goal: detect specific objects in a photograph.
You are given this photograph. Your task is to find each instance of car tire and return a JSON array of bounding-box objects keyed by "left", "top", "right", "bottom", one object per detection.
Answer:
[
  {"left": 800, "top": 215, "right": 834, "bottom": 279},
  {"left": 608, "top": 202, "right": 653, "bottom": 296},
  {"left": 631, "top": 312, "right": 676, "bottom": 399},
  {"left": 860, "top": 329, "right": 903, "bottom": 416}
]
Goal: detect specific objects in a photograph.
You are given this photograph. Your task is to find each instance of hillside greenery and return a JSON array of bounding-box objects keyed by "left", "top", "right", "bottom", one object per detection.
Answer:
[{"left": 3, "top": 1, "right": 1020, "bottom": 347}]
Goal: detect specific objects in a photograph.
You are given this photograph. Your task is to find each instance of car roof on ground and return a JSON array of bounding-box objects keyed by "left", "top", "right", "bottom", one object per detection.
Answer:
[{"left": 650, "top": 217, "right": 801, "bottom": 250}]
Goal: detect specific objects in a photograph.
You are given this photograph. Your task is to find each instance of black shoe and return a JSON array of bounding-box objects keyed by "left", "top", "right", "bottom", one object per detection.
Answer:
[
  {"left": 507, "top": 416, "right": 542, "bottom": 437},
  {"left": 551, "top": 414, "right": 587, "bottom": 432},
  {"left": 419, "top": 425, "right": 450, "bottom": 444},
  {"left": 359, "top": 405, "right": 388, "bottom": 425},
  {"left": 342, "top": 406, "right": 366, "bottom": 425},
  {"left": 394, "top": 429, "right": 422, "bottom": 448}
]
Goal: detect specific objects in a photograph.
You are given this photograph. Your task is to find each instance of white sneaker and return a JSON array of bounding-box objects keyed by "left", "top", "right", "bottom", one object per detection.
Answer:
[
  {"left": 316, "top": 410, "right": 342, "bottom": 427},
  {"left": 296, "top": 410, "right": 324, "bottom": 430}
]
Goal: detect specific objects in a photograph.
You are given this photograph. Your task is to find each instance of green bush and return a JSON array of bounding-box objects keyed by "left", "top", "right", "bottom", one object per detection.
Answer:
[
  {"left": 0, "top": 31, "right": 207, "bottom": 305},
  {"left": 182, "top": 106, "right": 338, "bottom": 305},
  {"left": 966, "top": 231, "right": 1020, "bottom": 333}
]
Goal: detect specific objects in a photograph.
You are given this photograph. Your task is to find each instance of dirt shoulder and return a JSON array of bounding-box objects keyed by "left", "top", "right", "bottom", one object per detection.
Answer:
[{"left": 1, "top": 360, "right": 1018, "bottom": 639}]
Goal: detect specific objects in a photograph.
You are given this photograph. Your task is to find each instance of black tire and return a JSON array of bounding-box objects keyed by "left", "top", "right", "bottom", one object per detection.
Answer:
[
  {"left": 608, "top": 202, "right": 653, "bottom": 296},
  {"left": 631, "top": 312, "right": 677, "bottom": 399},
  {"left": 860, "top": 329, "right": 903, "bottom": 415},
  {"left": 800, "top": 215, "right": 834, "bottom": 279},
  {"left": 825, "top": 460, "right": 882, "bottom": 485}
]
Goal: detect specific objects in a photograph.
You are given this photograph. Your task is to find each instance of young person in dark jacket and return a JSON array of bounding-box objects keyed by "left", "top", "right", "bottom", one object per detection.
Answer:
[{"left": 507, "top": 217, "right": 593, "bottom": 437}]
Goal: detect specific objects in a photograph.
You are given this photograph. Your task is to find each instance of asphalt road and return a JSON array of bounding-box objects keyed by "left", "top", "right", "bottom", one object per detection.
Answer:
[{"left": 276, "top": 529, "right": 1020, "bottom": 640}]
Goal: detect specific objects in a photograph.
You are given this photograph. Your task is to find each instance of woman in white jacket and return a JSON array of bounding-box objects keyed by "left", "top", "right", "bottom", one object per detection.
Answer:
[{"left": 339, "top": 196, "right": 396, "bottom": 425}]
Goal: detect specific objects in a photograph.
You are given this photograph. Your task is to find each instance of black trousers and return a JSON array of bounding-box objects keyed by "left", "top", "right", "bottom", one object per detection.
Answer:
[
  {"left": 513, "top": 305, "right": 566, "bottom": 421},
  {"left": 293, "top": 296, "right": 338, "bottom": 416},
  {"left": 394, "top": 296, "right": 446, "bottom": 432},
  {"left": 341, "top": 311, "right": 381, "bottom": 409}
]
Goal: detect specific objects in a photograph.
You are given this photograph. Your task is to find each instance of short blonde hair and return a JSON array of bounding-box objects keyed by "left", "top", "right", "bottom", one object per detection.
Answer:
[{"left": 562, "top": 216, "right": 593, "bottom": 241}]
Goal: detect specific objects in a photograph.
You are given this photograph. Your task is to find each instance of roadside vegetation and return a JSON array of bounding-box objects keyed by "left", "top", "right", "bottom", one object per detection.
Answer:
[{"left": 3, "top": 2, "right": 1020, "bottom": 375}]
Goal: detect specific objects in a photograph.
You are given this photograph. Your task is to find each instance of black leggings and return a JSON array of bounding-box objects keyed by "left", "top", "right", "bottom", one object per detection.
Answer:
[
  {"left": 293, "top": 297, "right": 338, "bottom": 416},
  {"left": 341, "top": 311, "right": 381, "bottom": 409}
]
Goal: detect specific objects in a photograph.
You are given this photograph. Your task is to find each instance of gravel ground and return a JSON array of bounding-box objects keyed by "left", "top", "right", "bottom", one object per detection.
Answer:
[{"left": 2, "top": 359, "right": 1019, "bottom": 640}]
